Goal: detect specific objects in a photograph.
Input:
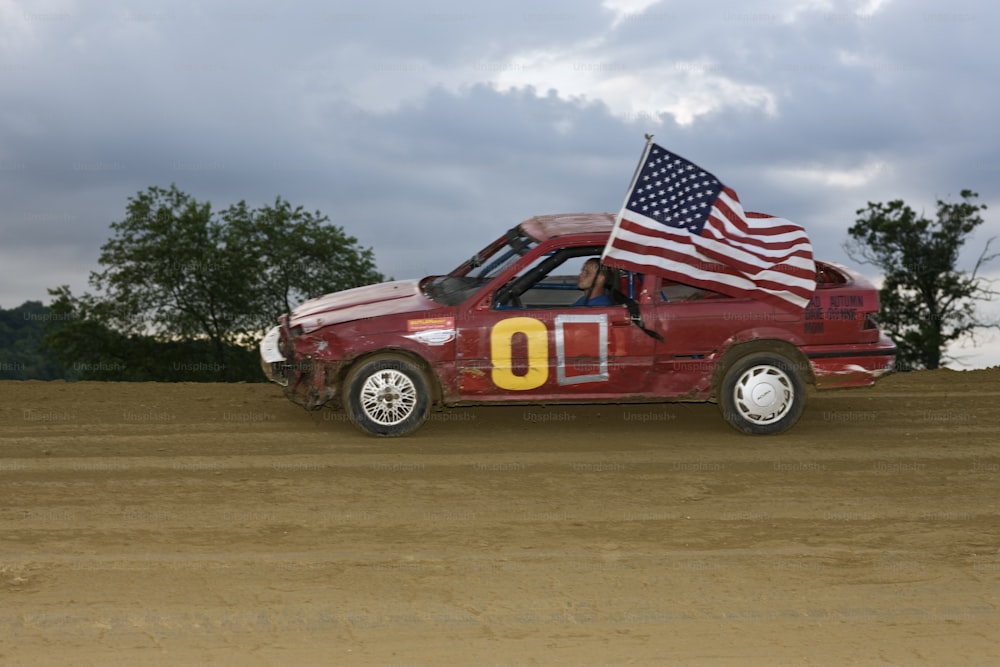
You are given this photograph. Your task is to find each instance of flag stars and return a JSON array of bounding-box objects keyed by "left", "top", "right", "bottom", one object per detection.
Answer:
[{"left": 625, "top": 146, "right": 724, "bottom": 231}]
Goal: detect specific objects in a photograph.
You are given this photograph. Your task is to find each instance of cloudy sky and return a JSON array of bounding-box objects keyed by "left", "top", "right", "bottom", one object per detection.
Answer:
[{"left": 2, "top": 0, "right": 998, "bottom": 367}]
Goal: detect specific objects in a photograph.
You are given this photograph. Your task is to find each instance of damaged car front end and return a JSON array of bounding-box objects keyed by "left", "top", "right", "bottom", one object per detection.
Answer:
[
  {"left": 259, "top": 320, "right": 344, "bottom": 410},
  {"left": 259, "top": 278, "right": 451, "bottom": 412}
]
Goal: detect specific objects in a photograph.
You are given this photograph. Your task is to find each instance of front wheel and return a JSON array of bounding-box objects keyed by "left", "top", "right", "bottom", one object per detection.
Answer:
[
  {"left": 343, "top": 354, "right": 432, "bottom": 437},
  {"left": 719, "top": 352, "right": 806, "bottom": 435}
]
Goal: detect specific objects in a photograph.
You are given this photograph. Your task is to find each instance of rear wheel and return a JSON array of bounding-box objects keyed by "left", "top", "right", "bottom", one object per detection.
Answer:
[
  {"left": 343, "top": 354, "right": 432, "bottom": 437},
  {"left": 719, "top": 352, "right": 805, "bottom": 435}
]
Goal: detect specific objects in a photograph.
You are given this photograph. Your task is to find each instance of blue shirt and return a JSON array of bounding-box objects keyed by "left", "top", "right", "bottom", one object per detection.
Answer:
[{"left": 572, "top": 293, "right": 612, "bottom": 306}]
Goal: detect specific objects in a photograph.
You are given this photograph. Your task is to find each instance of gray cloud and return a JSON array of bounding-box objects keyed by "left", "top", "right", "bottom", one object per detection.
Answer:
[{"left": 1, "top": 0, "right": 998, "bottom": 366}]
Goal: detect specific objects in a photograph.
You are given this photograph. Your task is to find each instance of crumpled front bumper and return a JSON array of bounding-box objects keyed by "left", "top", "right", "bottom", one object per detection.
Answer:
[
  {"left": 259, "top": 325, "right": 338, "bottom": 409},
  {"left": 259, "top": 326, "right": 289, "bottom": 385}
]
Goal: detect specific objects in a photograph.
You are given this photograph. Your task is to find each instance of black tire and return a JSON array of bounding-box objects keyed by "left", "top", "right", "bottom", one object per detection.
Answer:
[
  {"left": 343, "top": 354, "right": 432, "bottom": 437},
  {"left": 718, "top": 351, "right": 806, "bottom": 435}
]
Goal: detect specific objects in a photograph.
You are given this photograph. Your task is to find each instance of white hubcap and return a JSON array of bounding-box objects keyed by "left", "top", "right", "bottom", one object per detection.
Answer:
[
  {"left": 359, "top": 369, "right": 417, "bottom": 425},
  {"left": 733, "top": 364, "right": 793, "bottom": 425}
]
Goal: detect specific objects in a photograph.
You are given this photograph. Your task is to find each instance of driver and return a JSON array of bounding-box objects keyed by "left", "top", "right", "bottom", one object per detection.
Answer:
[{"left": 573, "top": 258, "right": 613, "bottom": 306}]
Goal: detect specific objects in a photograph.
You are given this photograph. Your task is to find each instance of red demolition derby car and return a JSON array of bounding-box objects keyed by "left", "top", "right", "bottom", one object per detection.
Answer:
[{"left": 260, "top": 213, "right": 896, "bottom": 436}]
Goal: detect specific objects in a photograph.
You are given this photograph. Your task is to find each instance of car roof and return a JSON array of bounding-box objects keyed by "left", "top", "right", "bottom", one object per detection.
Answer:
[{"left": 519, "top": 213, "right": 615, "bottom": 241}]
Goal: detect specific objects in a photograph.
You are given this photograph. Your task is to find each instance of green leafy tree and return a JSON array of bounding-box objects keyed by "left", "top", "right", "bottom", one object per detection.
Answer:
[
  {"left": 220, "top": 196, "right": 384, "bottom": 328},
  {"left": 88, "top": 185, "right": 252, "bottom": 376},
  {"left": 845, "top": 190, "right": 997, "bottom": 370},
  {"left": 44, "top": 185, "right": 384, "bottom": 381}
]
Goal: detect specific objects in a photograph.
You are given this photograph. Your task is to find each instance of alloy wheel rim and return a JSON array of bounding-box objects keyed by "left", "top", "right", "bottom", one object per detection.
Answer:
[{"left": 359, "top": 369, "right": 418, "bottom": 425}]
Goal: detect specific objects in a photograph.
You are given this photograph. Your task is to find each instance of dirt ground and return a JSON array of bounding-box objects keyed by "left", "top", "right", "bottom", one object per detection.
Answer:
[{"left": 1, "top": 369, "right": 999, "bottom": 666}]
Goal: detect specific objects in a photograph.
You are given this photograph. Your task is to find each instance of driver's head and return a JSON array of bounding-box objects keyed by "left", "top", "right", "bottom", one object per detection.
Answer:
[{"left": 578, "top": 258, "right": 609, "bottom": 293}]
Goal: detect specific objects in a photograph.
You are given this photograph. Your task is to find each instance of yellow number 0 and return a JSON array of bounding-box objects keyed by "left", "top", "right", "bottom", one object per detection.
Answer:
[{"left": 490, "top": 317, "right": 548, "bottom": 390}]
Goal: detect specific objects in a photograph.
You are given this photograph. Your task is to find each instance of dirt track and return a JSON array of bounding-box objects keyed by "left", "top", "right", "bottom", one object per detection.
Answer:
[{"left": 2, "top": 370, "right": 999, "bottom": 666}]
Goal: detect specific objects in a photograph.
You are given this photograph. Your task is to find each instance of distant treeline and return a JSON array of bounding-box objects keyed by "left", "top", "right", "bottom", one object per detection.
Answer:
[
  {"left": 3, "top": 185, "right": 384, "bottom": 384},
  {"left": 0, "top": 300, "right": 264, "bottom": 383}
]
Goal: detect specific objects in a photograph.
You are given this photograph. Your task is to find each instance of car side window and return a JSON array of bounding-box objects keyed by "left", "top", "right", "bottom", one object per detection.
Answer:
[
  {"left": 492, "top": 248, "right": 632, "bottom": 310},
  {"left": 492, "top": 250, "right": 583, "bottom": 309},
  {"left": 659, "top": 281, "right": 732, "bottom": 301}
]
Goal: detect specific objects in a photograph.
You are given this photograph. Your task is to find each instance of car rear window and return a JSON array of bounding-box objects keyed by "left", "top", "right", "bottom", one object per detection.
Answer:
[{"left": 815, "top": 262, "right": 849, "bottom": 287}]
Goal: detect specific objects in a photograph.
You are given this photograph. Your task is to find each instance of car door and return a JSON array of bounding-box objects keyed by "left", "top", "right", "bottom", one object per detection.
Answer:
[{"left": 453, "top": 246, "right": 657, "bottom": 401}]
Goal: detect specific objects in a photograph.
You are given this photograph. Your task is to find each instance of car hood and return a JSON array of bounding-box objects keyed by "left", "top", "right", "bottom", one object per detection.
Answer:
[{"left": 286, "top": 279, "right": 439, "bottom": 333}]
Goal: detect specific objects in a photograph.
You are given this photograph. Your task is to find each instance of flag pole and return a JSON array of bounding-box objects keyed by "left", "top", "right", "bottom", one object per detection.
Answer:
[
  {"left": 602, "top": 135, "right": 656, "bottom": 268},
  {"left": 601, "top": 135, "right": 665, "bottom": 340}
]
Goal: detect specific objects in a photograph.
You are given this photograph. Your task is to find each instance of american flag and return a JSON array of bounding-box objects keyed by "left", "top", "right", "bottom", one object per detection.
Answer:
[{"left": 601, "top": 142, "right": 816, "bottom": 310}]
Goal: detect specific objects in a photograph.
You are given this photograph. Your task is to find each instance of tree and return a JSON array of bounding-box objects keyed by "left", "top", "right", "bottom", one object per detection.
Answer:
[
  {"left": 44, "top": 185, "right": 384, "bottom": 381},
  {"left": 845, "top": 190, "right": 997, "bottom": 370},
  {"left": 42, "top": 286, "right": 263, "bottom": 381},
  {"left": 0, "top": 301, "right": 68, "bottom": 380},
  {"left": 220, "top": 196, "right": 384, "bottom": 328},
  {"left": 88, "top": 185, "right": 250, "bottom": 377}
]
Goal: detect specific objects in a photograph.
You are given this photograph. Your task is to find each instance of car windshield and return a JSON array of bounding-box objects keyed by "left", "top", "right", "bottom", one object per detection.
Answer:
[{"left": 422, "top": 226, "right": 539, "bottom": 306}]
